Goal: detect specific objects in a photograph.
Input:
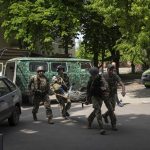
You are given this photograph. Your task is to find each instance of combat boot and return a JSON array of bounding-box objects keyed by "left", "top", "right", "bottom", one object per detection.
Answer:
[
  {"left": 102, "top": 114, "right": 109, "bottom": 124},
  {"left": 100, "top": 129, "right": 106, "bottom": 135},
  {"left": 48, "top": 117, "right": 54, "bottom": 124},
  {"left": 66, "top": 112, "right": 70, "bottom": 117},
  {"left": 32, "top": 113, "right": 37, "bottom": 121},
  {"left": 112, "top": 125, "right": 118, "bottom": 131},
  {"left": 87, "top": 119, "right": 92, "bottom": 129}
]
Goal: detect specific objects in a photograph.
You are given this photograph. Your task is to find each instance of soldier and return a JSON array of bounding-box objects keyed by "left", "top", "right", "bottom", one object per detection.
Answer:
[
  {"left": 111, "top": 62, "right": 124, "bottom": 107},
  {"left": 28, "top": 66, "right": 54, "bottom": 124},
  {"left": 85, "top": 67, "right": 115, "bottom": 135},
  {"left": 55, "top": 65, "right": 71, "bottom": 119},
  {"left": 102, "top": 64, "right": 126, "bottom": 130}
]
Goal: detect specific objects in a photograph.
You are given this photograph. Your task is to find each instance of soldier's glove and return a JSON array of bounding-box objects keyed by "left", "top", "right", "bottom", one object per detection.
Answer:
[
  {"left": 84, "top": 100, "right": 89, "bottom": 105},
  {"left": 85, "top": 96, "right": 91, "bottom": 105},
  {"left": 121, "top": 91, "right": 126, "bottom": 97}
]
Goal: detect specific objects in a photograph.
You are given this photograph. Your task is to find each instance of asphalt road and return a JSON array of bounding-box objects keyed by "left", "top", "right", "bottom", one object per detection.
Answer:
[{"left": 0, "top": 81, "right": 150, "bottom": 150}]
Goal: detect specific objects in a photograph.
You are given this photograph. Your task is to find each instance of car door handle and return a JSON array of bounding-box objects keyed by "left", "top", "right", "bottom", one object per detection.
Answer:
[
  {"left": 0, "top": 100, "right": 4, "bottom": 103},
  {"left": 12, "top": 95, "right": 15, "bottom": 98}
]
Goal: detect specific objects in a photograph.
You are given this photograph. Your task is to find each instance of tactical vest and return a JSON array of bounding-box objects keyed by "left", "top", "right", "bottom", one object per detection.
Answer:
[
  {"left": 103, "top": 73, "right": 120, "bottom": 94},
  {"left": 31, "top": 75, "right": 49, "bottom": 94}
]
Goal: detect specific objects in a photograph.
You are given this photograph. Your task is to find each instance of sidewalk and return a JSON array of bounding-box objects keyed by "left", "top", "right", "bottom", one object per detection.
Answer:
[{"left": 118, "top": 81, "right": 150, "bottom": 104}]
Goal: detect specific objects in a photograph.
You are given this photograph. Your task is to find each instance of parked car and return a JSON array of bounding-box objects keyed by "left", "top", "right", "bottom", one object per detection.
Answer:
[
  {"left": 141, "top": 68, "right": 150, "bottom": 88},
  {"left": 0, "top": 76, "right": 22, "bottom": 126}
]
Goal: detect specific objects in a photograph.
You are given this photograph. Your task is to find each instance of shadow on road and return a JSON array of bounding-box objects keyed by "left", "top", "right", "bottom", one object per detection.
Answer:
[{"left": 131, "top": 88, "right": 150, "bottom": 98}]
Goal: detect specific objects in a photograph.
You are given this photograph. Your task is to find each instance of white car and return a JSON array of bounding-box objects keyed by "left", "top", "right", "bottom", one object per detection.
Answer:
[
  {"left": 0, "top": 76, "right": 22, "bottom": 126},
  {"left": 141, "top": 68, "right": 150, "bottom": 88}
]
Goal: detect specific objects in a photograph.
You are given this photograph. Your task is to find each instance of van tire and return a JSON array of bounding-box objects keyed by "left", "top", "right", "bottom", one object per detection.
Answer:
[
  {"left": 145, "top": 85, "right": 150, "bottom": 88},
  {"left": 28, "top": 96, "right": 34, "bottom": 105},
  {"left": 8, "top": 106, "right": 20, "bottom": 126}
]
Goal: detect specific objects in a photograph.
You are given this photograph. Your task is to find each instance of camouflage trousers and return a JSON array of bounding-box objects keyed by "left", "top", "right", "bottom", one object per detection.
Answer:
[
  {"left": 102, "top": 94, "right": 117, "bottom": 125},
  {"left": 32, "top": 94, "right": 53, "bottom": 119},
  {"left": 88, "top": 95, "right": 116, "bottom": 129},
  {"left": 56, "top": 95, "right": 71, "bottom": 117}
]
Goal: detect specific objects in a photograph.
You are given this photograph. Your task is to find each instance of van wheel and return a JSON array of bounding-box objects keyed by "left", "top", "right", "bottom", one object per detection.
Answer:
[
  {"left": 28, "top": 96, "right": 34, "bottom": 105},
  {"left": 8, "top": 106, "right": 20, "bottom": 126},
  {"left": 145, "top": 85, "right": 150, "bottom": 88}
]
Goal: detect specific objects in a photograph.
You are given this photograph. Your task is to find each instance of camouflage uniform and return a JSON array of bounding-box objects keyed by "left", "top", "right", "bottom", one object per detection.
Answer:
[
  {"left": 86, "top": 74, "right": 115, "bottom": 133},
  {"left": 102, "top": 72, "right": 121, "bottom": 128},
  {"left": 28, "top": 74, "right": 53, "bottom": 122},
  {"left": 56, "top": 73, "right": 71, "bottom": 118}
]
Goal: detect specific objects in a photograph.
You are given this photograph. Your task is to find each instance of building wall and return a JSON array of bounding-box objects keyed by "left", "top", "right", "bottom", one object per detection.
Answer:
[{"left": 0, "top": 31, "right": 75, "bottom": 57}]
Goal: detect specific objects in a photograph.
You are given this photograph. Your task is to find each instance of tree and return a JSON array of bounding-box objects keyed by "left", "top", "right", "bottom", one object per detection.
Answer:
[
  {"left": 0, "top": 0, "right": 83, "bottom": 54},
  {"left": 75, "top": 43, "right": 93, "bottom": 59},
  {"left": 92, "top": 0, "right": 150, "bottom": 68},
  {"left": 80, "top": 5, "right": 111, "bottom": 67},
  {"left": 80, "top": 1, "right": 121, "bottom": 69}
]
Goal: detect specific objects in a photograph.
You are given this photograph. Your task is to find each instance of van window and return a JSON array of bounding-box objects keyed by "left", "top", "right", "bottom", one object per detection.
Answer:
[
  {"left": 29, "top": 62, "right": 48, "bottom": 72},
  {"left": 80, "top": 62, "right": 91, "bottom": 70},
  {"left": 51, "top": 62, "right": 67, "bottom": 72}
]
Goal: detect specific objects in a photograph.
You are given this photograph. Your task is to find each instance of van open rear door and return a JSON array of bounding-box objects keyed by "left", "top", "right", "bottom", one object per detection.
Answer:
[
  {"left": 0, "top": 63, "right": 3, "bottom": 76},
  {"left": 4, "top": 62, "right": 15, "bottom": 82}
]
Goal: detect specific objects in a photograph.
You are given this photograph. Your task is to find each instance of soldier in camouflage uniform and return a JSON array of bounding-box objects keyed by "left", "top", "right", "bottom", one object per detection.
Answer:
[
  {"left": 85, "top": 67, "right": 116, "bottom": 135},
  {"left": 28, "top": 66, "right": 54, "bottom": 124},
  {"left": 56, "top": 65, "right": 71, "bottom": 119},
  {"left": 102, "top": 64, "right": 126, "bottom": 130}
]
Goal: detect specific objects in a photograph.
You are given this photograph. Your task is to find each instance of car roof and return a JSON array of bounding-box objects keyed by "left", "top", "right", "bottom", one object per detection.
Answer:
[{"left": 7, "top": 57, "right": 91, "bottom": 62}]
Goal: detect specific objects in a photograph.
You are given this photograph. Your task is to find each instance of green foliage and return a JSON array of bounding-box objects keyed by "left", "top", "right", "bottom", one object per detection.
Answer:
[
  {"left": 92, "top": 0, "right": 150, "bottom": 66},
  {"left": 75, "top": 43, "right": 92, "bottom": 59},
  {"left": 0, "top": 0, "right": 83, "bottom": 53}
]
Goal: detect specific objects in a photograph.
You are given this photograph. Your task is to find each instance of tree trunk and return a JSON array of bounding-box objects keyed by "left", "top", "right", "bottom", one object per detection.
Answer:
[
  {"left": 111, "top": 50, "right": 120, "bottom": 74},
  {"left": 64, "top": 40, "right": 68, "bottom": 55},
  {"left": 101, "top": 49, "right": 105, "bottom": 73},
  {"left": 131, "top": 62, "right": 135, "bottom": 74},
  {"left": 93, "top": 50, "right": 99, "bottom": 67}
]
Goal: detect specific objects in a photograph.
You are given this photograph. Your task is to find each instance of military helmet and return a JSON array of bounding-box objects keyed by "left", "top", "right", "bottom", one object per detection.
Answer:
[
  {"left": 89, "top": 67, "right": 99, "bottom": 76},
  {"left": 107, "top": 64, "right": 115, "bottom": 70},
  {"left": 56, "top": 65, "right": 65, "bottom": 72},
  {"left": 36, "top": 66, "right": 45, "bottom": 72}
]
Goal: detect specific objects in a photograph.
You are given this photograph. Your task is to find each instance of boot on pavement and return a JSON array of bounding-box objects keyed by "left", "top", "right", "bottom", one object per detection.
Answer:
[
  {"left": 32, "top": 113, "right": 37, "bottom": 121},
  {"left": 48, "top": 117, "right": 54, "bottom": 124},
  {"left": 100, "top": 129, "right": 106, "bottom": 135},
  {"left": 66, "top": 112, "right": 70, "bottom": 117},
  {"left": 112, "top": 125, "right": 118, "bottom": 131},
  {"left": 87, "top": 119, "right": 92, "bottom": 129}
]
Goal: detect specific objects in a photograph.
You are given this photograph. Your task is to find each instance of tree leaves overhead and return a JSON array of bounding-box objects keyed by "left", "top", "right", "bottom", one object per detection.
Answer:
[
  {"left": 0, "top": 0, "right": 83, "bottom": 53},
  {"left": 92, "top": 0, "right": 150, "bottom": 66},
  {"left": 0, "top": 0, "right": 149, "bottom": 68}
]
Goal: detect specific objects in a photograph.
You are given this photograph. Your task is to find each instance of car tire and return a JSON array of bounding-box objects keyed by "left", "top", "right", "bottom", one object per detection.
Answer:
[
  {"left": 145, "top": 85, "right": 150, "bottom": 88},
  {"left": 8, "top": 106, "right": 20, "bottom": 126},
  {"left": 28, "top": 95, "right": 34, "bottom": 105}
]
